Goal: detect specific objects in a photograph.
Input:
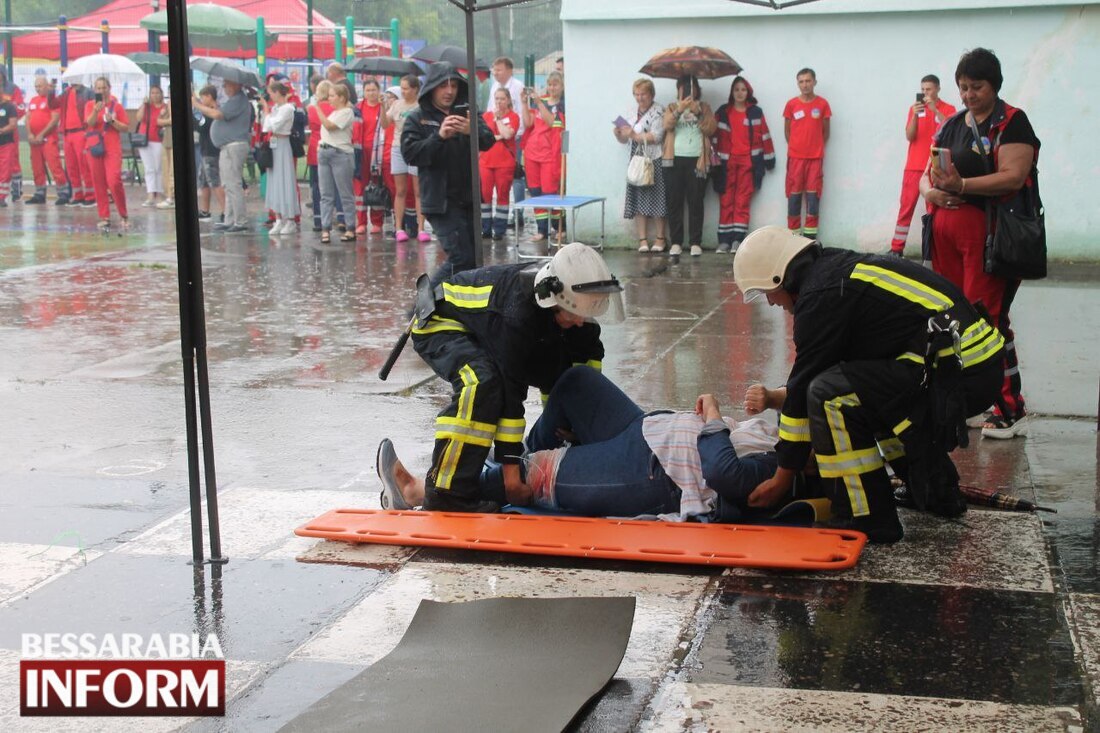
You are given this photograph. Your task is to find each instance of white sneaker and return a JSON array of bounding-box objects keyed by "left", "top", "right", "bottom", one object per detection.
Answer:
[
  {"left": 280, "top": 220, "right": 298, "bottom": 235},
  {"left": 156, "top": 198, "right": 175, "bottom": 209},
  {"left": 690, "top": 245, "right": 703, "bottom": 256},
  {"left": 269, "top": 219, "right": 285, "bottom": 236},
  {"left": 965, "top": 411, "right": 991, "bottom": 429},
  {"left": 668, "top": 244, "right": 683, "bottom": 256}
]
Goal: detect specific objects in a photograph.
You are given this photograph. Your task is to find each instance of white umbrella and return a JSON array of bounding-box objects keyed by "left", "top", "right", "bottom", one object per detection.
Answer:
[{"left": 61, "top": 54, "right": 149, "bottom": 108}]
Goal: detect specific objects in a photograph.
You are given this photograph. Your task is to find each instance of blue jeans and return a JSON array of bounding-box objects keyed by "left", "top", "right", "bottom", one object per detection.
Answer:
[
  {"left": 426, "top": 205, "right": 478, "bottom": 290},
  {"left": 482, "top": 366, "right": 681, "bottom": 515},
  {"left": 309, "top": 163, "right": 344, "bottom": 230}
]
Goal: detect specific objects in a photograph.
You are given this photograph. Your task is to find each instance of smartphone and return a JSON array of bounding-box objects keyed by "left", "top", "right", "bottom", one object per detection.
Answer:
[
  {"left": 915, "top": 92, "right": 924, "bottom": 104},
  {"left": 453, "top": 103, "right": 469, "bottom": 116},
  {"left": 930, "top": 147, "right": 952, "bottom": 173},
  {"left": 95, "top": 92, "right": 104, "bottom": 103}
]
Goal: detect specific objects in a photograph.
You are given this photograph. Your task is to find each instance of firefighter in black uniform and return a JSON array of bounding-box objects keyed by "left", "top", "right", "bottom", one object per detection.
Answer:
[
  {"left": 733, "top": 226, "right": 1004, "bottom": 543},
  {"left": 410, "top": 242, "right": 624, "bottom": 512}
]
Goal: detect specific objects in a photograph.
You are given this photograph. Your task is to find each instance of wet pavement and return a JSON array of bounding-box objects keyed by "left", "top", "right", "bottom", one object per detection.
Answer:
[{"left": 0, "top": 195, "right": 1098, "bottom": 732}]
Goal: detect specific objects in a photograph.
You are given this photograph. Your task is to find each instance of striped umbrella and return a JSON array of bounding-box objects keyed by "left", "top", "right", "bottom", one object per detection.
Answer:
[{"left": 639, "top": 47, "right": 742, "bottom": 80}]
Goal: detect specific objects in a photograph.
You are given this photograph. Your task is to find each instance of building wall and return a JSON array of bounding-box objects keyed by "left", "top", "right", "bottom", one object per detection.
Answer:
[{"left": 561, "top": 0, "right": 1098, "bottom": 258}]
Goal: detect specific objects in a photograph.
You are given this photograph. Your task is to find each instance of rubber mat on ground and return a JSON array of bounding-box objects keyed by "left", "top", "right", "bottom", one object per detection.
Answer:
[
  {"left": 295, "top": 509, "right": 866, "bottom": 571},
  {"left": 279, "top": 596, "right": 635, "bottom": 733}
]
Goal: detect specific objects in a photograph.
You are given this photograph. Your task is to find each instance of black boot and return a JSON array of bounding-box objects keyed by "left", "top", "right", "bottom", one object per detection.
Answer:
[
  {"left": 25, "top": 193, "right": 47, "bottom": 204},
  {"left": 825, "top": 477, "right": 904, "bottom": 544},
  {"left": 422, "top": 485, "right": 499, "bottom": 514}
]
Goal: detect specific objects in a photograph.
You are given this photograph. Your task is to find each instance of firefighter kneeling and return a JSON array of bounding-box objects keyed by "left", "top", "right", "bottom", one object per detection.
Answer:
[
  {"left": 734, "top": 227, "right": 1003, "bottom": 543},
  {"left": 410, "top": 243, "right": 623, "bottom": 513}
]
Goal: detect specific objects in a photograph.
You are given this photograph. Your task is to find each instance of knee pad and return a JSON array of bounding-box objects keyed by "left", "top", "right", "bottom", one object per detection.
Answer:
[
  {"left": 787, "top": 194, "right": 802, "bottom": 218},
  {"left": 806, "top": 192, "right": 821, "bottom": 215}
]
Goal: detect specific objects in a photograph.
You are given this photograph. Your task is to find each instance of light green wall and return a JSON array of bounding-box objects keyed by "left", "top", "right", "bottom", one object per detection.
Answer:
[{"left": 562, "top": 1, "right": 1097, "bottom": 258}]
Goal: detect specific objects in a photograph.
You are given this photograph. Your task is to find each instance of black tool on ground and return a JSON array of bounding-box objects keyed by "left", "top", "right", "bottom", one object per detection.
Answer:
[
  {"left": 379, "top": 274, "right": 431, "bottom": 381},
  {"left": 894, "top": 478, "right": 1056, "bottom": 513}
]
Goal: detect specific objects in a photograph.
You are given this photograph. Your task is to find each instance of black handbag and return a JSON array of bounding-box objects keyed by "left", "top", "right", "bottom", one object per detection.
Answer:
[
  {"left": 253, "top": 142, "right": 273, "bottom": 171},
  {"left": 85, "top": 130, "right": 106, "bottom": 158},
  {"left": 968, "top": 114, "right": 1046, "bottom": 280},
  {"left": 363, "top": 176, "right": 392, "bottom": 209},
  {"left": 130, "top": 133, "right": 148, "bottom": 148}
]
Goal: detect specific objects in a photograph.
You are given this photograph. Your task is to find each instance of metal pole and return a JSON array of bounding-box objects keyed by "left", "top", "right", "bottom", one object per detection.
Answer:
[
  {"left": 148, "top": 1, "right": 160, "bottom": 92},
  {"left": 306, "top": 0, "right": 314, "bottom": 67},
  {"left": 101, "top": 19, "right": 109, "bottom": 54},
  {"left": 58, "top": 16, "right": 68, "bottom": 77},
  {"left": 334, "top": 28, "right": 343, "bottom": 65},
  {"left": 3, "top": 0, "right": 12, "bottom": 83},
  {"left": 166, "top": 0, "right": 226, "bottom": 566},
  {"left": 390, "top": 18, "right": 400, "bottom": 86},
  {"left": 464, "top": 0, "right": 483, "bottom": 267},
  {"left": 344, "top": 16, "right": 354, "bottom": 63},
  {"left": 256, "top": 16, "right": 266, "bottom": 78}
]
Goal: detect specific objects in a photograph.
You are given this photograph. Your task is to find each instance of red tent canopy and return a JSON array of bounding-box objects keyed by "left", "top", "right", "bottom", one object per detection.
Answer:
[{"left": 14, "top": 0, "right": 391, "bottom": 62}]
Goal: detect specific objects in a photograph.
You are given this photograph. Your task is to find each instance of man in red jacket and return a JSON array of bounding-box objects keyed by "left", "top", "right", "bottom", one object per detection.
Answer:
[
  {"left": 888, "top": 74, "right": 956, "bottom": 255},
  {"left": 25, "top": 77, "right": 69, "bottom": 205},
  {"left": 783, "top": 68, "right": 831, "bottom": 238},
  {"left": 59, "top": 81, "right": 95, "bottom": 206}
]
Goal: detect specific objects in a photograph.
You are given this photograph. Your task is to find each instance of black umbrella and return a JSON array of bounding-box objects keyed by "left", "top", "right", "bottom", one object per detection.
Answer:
[
  {"left": 190, "top": 57, "right": 263, "bottom": 88},
  {"left": 347, "top": 56, "right": 423, "bottom": 78},
  {"left": 413, "top": 44, "right": 490, "bottom": 78}
]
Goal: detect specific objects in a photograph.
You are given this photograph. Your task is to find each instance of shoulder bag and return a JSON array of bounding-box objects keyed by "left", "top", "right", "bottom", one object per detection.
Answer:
[
  {"left": 130, "top": 104, "right": 149, "bottom": 148},
  {"left": 362, "top": 113, "right": 392, "bottom": 209},
  {"left": 968, "top": 113, "right": 1046, "bottom": 280},
  {"left": 626, "top": 140, "right": 654, "bottom": 187}
]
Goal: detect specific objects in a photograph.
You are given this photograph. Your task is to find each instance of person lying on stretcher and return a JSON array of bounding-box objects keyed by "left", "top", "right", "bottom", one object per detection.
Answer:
[{"left": 378, "top": 365, "right": 822, "bottom": 523}]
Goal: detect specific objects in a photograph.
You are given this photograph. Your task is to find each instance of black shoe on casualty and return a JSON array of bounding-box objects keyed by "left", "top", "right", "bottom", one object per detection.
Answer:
[{"left": 422, "top": 485, "right": 499, "bottom": 514}]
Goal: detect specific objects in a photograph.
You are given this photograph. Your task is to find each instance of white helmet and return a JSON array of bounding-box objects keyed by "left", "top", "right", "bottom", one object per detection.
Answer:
[
  {"left": 534, "top": 242, "right": 624, "bottom": 321},
  {"left": 733, "top": 226, "right": 816, "bottom": 302}
]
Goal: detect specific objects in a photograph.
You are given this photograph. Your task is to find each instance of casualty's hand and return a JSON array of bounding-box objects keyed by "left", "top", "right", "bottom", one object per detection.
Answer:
[
  {"left": 695, "top": 394, "right": 721, "bottom": 422},
  {"left": 748, "top": 471, "right": 794, "bottom": 508},
  {"left": 744, "top": 384, "right": 770, "bottom": 415},
  {"left": 502, "top": 463, "right": 532, "bottom": 506}
]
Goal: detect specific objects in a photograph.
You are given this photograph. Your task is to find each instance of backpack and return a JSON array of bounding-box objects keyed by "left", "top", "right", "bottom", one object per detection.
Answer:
[{"left": 289, "top": 106, "right": 307, "bottom": 158}]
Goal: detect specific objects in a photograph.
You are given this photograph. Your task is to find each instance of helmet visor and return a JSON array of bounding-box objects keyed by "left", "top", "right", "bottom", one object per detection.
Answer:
[{"left": 742, "top": 286, "right": 777, "bottom": 304}]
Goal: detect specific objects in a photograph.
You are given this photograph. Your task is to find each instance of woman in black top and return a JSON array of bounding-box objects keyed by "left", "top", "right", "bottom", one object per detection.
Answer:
[{"left": 919, "top": 47, "right": 1039, "bottom": 439}]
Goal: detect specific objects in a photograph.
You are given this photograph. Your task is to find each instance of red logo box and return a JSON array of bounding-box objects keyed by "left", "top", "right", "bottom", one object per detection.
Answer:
[{"left": 21, "top": 659, "right": 225, "bottom": 717}]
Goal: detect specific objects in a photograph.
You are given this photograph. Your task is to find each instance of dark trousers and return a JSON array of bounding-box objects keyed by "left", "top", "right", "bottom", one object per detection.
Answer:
[
  {"left": 426, "top": 204, "right": 478, "bottom": 290},
  {"left": 412, "top": 331, "right": 505, "bottom": 499},
  {"left": 665, "top": 156, "right": 706, "bottom": 246}
]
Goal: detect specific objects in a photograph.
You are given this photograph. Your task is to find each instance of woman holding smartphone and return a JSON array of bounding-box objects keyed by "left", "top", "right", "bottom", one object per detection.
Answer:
[
  {"left": 479, "top": 88, "right": 519, "bottom": 240},
  {"left": 83, "top": 77, "right": 130, "bottom": 231},
  {"left": 260, "top": 80, "right": 301, "bottom": 236},
  {"left": 521, "top": 71, "right": 565, "bottom": 242}
]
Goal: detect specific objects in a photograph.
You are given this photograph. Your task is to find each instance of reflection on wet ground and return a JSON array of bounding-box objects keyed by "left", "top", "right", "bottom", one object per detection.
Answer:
[{"left": 0, "top": 202, "right": 1097, "bottom": 730}]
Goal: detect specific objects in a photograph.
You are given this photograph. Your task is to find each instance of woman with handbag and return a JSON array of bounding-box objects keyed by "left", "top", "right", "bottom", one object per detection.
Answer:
[
  {"left": 313, "top": 82, "right": 356, "bottom": 243},
  {"left": 260, "top": 81, "right": 302, "bottom": 236},
  {"left": 133, "top": 86, "right": 166, "bottom": 207},
  {"left": 356, "top": 78, "right": 387, "bottom": 235},
  {"left": 920, "top": 47, "right": 1040, "bottom": 439},
  {"left": 83, "top": 77, "right": 130, "bottom": 231},
  {"left": 662, "top": 75, "right": 717, "bottom": 257},
  {"left": 614, "top": 78, "right": 666, "bottom": 253},
  {"left": 714, "top": 76, "right": 775, "bottom": 254},
  {"left": 479, "top": 88, "right": 520, "bottom": 240}
]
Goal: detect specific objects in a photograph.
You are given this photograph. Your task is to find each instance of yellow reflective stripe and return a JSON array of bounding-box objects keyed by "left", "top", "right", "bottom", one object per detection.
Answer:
[
  {"left": 437, "top": 415, "right": 497, "bottom": 437},
  {"left": 893, "top": 418, "right": 912, "bottom": 436},
  {"left": 494, "top": 417, "right": 526, "bottom": 443},
  {"left": 442, "top": 282, "right": 492, "bottom": 309},
  {"left": 817, "top": 447, "right": 886, "bottom": 477},
  {"left": 877, "top": 437, "right": 906, "bottom": 462},
  {"left": 851, "top": 263, "right": 954, "bottom": 312},
  {"left": 961, "top": 328, "right": 1004, "bottom": 369},
  {"left": 540, "top": 391, "right": 549, "bottom": 404},
  {"left": 573, "top": 360, "right": 603, "bottom": 371},
  {"left": 778, "top": 413, "right": 811, "bottom": 443},
  {"left": 436, "top": 439, "right": 462, "bottom": 490},
  {"left": 896, "top": 352, "right": 923, "bottom": 365},
  {"left": 411, "top": 316, "right": 468, "bottom": 335},
  {"left": 823, "top": 393, "right": 870, "bottom": 517},
  {"left": 456, "top": 365, "right": 479, "bottom": 427},
  {"left": 434, "top": 429, "right": 494, "bottom": 448}
]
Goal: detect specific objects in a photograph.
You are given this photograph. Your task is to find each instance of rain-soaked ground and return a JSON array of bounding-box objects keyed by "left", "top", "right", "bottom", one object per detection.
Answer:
[{"left": 0, "top": 194, "right": 1098, "bottom": 732}]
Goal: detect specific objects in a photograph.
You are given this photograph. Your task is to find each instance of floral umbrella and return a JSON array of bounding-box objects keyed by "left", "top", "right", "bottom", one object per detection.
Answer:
[{"left": 639, "top": 47, "right": 742, "bottom": 80}]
